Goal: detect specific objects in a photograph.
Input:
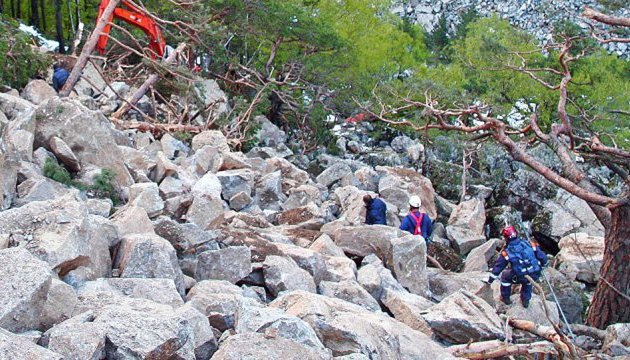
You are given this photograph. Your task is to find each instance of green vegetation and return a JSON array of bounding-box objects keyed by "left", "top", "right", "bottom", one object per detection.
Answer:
[
  {"left": 0, "top": 16, "right": 50, "bottom": 89},
  {"left": 43, "top": 158, "right": 120, "bottom": 204}
]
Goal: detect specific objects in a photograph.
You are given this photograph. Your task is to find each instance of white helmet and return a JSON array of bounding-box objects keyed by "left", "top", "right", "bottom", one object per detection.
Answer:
[{"left": 408, "top": 195, "right": 421, "bottom": 208}]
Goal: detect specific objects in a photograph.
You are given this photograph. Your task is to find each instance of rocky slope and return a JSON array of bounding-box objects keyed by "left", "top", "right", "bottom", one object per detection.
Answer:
[{"left": 0, "top": 80, "right": 628, "bottom": 358}]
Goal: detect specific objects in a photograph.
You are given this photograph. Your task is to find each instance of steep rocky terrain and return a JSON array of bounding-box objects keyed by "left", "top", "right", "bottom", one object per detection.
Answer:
[{"left": 0, "top": 79, "right": 627, "bottom": 359}]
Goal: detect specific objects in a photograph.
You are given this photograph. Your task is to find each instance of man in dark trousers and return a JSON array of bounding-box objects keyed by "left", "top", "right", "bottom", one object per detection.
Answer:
[
  {"left": 363, "top": 194, "right": 387, "bottom": 225},
  {"left": 399, "top": 195, "right": 432, "bottom": 240},
  {"left": 52, "top": 63, "right": 70, "bottom": 92},
  {"left": 487, "top": 225, "right": 548, "bottom": 308}
]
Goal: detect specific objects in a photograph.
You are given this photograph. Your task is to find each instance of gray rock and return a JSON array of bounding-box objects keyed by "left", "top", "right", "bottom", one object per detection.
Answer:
[
  {"left": 76, "top": 278, "right": 184, "bottom": 311},
  {"left": 129, "top": 182, "right": 164, "bottom": 217},
  {"left": 310, "top": 234, "right": 345, "bottom": 257},
  {"left": 556, "top": 232, "right": 604, "bottom": 284},
  {"left": 463, "top": 239, "right": 499, "bottom": 272},
  {"left": 603, "top": 323, "right": 630, "bottom": 357},
  {"left": 381, "top": 289, "right": 434, "bottom": 336},
  {"left": 540, "top": 267, "right": 586, "bottom": 324},
  {"left": 448, "top": 198, "right": 486, "bottom": 235},
  {"left": 158, "top": 176, "right": 184, "bottom": 199},
  {"left": 0, "top": 248, "right": 52, "bottom": 332},
  {"left": 0, "top": 328, "right": 61, "bottom": 359},
  {"left": 192, "top": 80, "right": 230, "bottom": 119},
  {"left": 283, "top": 184, "right": 322, "bottom": 210},
  {"left": 322, "top": 256, "right": 357, "bottom": 282},
  {"left": 86, "top": 198, "right": 112, "bottom": 217},
  {"left": 212, "top": 333, "right": 331, "bottom": 360},
  {"left": 270, "top": 291, "right": 457, "bottom": 359},
  {"left": 263, "top": 255, "right": 317, "bottom": 297},
  {"left": 357, "top": 255, "right": 406, "bottom": 305},
  {"left": 191, "top": 130, "right": 230, "bottom": 153},
  {"left": 186, "top": 280, "right": 245, "bottom": 331},
  {"left": 110, "top": 205, "right": 155, "bottom": 236},
  {"left": 501, "top": 294, "right": 560, "bottom": 326},
  {"left": 49, "top": 136, "right": 80, "bottom": 172},
  {"left": 44, "top": 312, "right": 107, "bottom": 360},
  {"left": 319, "top": 280, "right": 381, "bottom": 312},
  {"left": 160, "top": 133, "right": 189, "bottom": 159},
  {"left": 185, "top": 194, "right": 225, "bottom": 230},
  {"left": 255, "top": 170, "right": 286, "bottom": 211},
  {"left": 422, "top": 290, "right": 503, "bottom": 344},
  {"left": 229, "top": 191, "right": 252, "bottom": 211},
  {"left": 114, "top": 233, "right": 185, "bottom": 296},
  {"left": 428, "top": 268, "right": 494, "bottom": 305},
  {"left": 175, "top": 304, "right": 218, "bottom": 359},
  {"left": 317, "top": 162, "right": 353, "bottom": 187},
  {"left": 275, "top": 243, "right": 326, "bottom": 284},
  {"left": 256, "top": 115, "right": 287, "bottom": 147},
  {"left": 376, "top": 166, "right": 437, "bottom": 220},
  {"left": 154, "top": 151, "right": 179, "bottom": 183},
  {"left": 22, "top": 79, "right": 57, "bottom": 105},
  {"left": 35, "top": 97, "right": 133, "bottom": 187},
  {"left": 391, "top": 234, "right": 429, "bottom": 297},
  {"left": 41, "top": 279, "right": 77, "bottom": 329},
  {"left": 446, "top": 225, "right": 486, "bottom": 255},
  {"left": 216, "top": 169, "right": 255, "bottom": 200},
  {"left": 153, "top": 216, "right": 220, "bottom": 255},
  {"left": 195, "top": 246, "right": 252, "bottom": 283},
  {"left": 331, "top": 225, "right": 404, "bottom": 265}
]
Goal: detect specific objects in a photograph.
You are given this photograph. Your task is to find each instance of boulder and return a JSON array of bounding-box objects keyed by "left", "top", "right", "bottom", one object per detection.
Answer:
[
  {"left": 276, "top": 204, "right": 322, "bottom": 226},
  {"left": 316, "top": 162, "right": 352, "bottom": 187},
  {"left": 110, "top": 205, "right": 154, "bottom": 236},
  {"left": 41, "top": 279, "right": 77, "bottom": 329},
  {"left": 195, "top": 246, "right": 252, "bottom": 283},
  {"left": 319, "top": 280, "right": 381, "bottom": 312},
  {"left": 322, "top": 256, "right": 357, "bottom": 282},
  {"left": 263, "top": 255, "right": 317, "bottom": 297},
  {"left": 129, "top": 182, "right": 164, "bottom": 218},
  {"left": 192, "top": 80, "right": 230, "bottom": 119},
  {"left": 309, "top": 234, "right": 345, "bottom": 257},
  {"left": 376, "top": 166, "right": 437, "bottom": 220},
  {"left": 381, "top": 289, "right": 434, "bottom": 335},
  {"left": 34, "top": 97, "right": 133, "bottom": 187},
  {"left": 556, "top": 232, "right": 604, "bottom": 284},
  {"left": 186, "top": 280, "right": 245, "bottom": 331},
  {"left": 22, "top": 79, "right": 57, "bottom": 105},
  {"left": 190, "top": 145, "right": 224, "bottom": 174},
  {"left": 255, "top": 115, "right": 287, "bottom": 147},
  {"left": 446, "top": 225, "right": 486, "bottom": 255},
  {"left": 153, "top": 216, "right": 220, "bottom": 255},
  {"left": 540, "top": 267, "right": 586, "bottom": 324},
  {"left": 448, "top": 198, "right": 486, "bottom": 235},
  {"left": 191, "top": 172, "right": 223, "bottom": 198},
  {"left": 216, "top": 169, "right": 255, "bottom": 200},
  {"left": 428, "top": 269, "right": 494, "bottom": 305},
  {"left": 275, "top": 243, "right": 326, "bottom": 284},
  {"left": 49, "top": 136, "right": 80, "bottom": 172},
  {"left": 191, "top": 130, "right": 230, "bottom": 153},
  {"left": 86, "top": 198, "right": 112, "bottom": 218},
  {"left": 603, "top": 323, "right": 630, "bottom": 357},
  {"left": 283, "top": 185, "right": 323, "bottom": 210},
  {"left": 114, "top": 233, "right": 185, "bottom": 296},
  {"left": 463, "top": 239, "right": 499, "bottom": 272},
  {"left": 255, "top": 170, "right": 287, "bottom": 211},
  {"left": 390, "top": 234, "right": 429, "bottom": 297},
  {"left": 0, "top": 248, "right": 52, "bottom": 332},
  {"left": 0, "top": 328, "right": 61, "bottom": 359},
  {"left": 160, "top": 133, "right": 189, "bottom": 159},
  {"left": 154, "top": 151, "right": 179, "bottom": 183},
  {"left": 43, "top": 312, "right": 107, "bottom": 360},
  {"left": 185, "top": 194, "right": 225, "bottom": 230},
  {"left": 270, "top": 291, "right": 457, "bottom": 359},
  {"left": 501, "top": 294, "right": 560, "bottom": 326},
  {"left": 422, "top": 290, "right": 503, "bottom": 344},
  {"left": 357, "top": 255, "right": 406, "bottom": 305},
  {"left": 175, "top": 304, "right": 218, "bottom": 359},
  {"left": 212, "top": 333, "right": 331, "bottom": 360},
  {"left": 331, "top": 225, "right": 404, "bottom": 265},
  {"left": 76, "top": 278, "right": 184, "bottom": 311},
  {"left": 228, "top": 191, "right": 252, "bottom": 211}
]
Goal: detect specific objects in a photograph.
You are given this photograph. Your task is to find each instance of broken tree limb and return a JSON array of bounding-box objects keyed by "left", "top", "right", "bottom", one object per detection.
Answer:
[
  {"left": 508, "top": 318, "right": 577, "bottom": 359},
  {"left": 111, "top": 43, "right": 186, "bottom": 119},
  {"left": 583, "top": 7, "right": 630, "bottom": 27},
  {"left": 448, "top": 340, "right": 558, "bottom": 359},
  {"left": 570, "top": 324, "right": 606, "bottom": 341},
  {"left": 59, "top": 0, "right": 121, "bottom": 97},
  {"left": 109, "top": 118, "right": 203, "bottom": 136},
  {"left": 70, "top": 22, "right": 84, "bottom": 56}
]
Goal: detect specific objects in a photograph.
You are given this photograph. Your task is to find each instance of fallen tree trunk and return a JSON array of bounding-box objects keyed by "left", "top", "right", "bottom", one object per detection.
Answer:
[
  {"left": 111, "top": 43, "right": 186, "bottom": 119},
  {"left": 109, "top": 117, "right": 203, "bottom": 136},
  {"left": 59, "top": 0, "right": 120, "bottom": 97},
  {"left": 508, "top": 318, "right": 576, "bottom": 359},
  {"left": 448, "top": 340, "right": 558, "bottom": 359}
]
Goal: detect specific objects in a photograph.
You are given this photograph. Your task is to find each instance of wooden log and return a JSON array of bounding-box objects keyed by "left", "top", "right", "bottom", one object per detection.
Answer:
[
  {"left": 59, "top": 0, "right": 121, "bottom": 97},
  {"left": 111, "top": 43, "right": 186, "bottom": 119},
  {"left": 449, "top": 340, "right": 558, "bottom": 359}
]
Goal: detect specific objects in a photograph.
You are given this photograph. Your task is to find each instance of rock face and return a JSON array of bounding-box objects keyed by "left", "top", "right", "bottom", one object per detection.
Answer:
[
  {"left": 422, "top": 290, "right": 503, "bottom": 344},
  {"left": 0, "top": 248, "right": 52, "bottom": 332},
  {"left": 556, "top": 232, "right": 604, "bottom": 284},
  {"left": 270, "top": 291, "right": 457, "bottom": 359},
  {"left": 195, "top": 246, "right": 252, "bottom": 283}
]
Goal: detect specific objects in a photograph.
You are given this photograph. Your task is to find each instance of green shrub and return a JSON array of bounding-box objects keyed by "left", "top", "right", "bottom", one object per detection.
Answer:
[
  {"left": 0, "top": 16, "right": 51, "bottom": 89},
  {"left": 43, "top": 158, "right": 74, "bottom": 187},
  {"left": 43, "top": 158, "right": 120, "bottom": 204}
]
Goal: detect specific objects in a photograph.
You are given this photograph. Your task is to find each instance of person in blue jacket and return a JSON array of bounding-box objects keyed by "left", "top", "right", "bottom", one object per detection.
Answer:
[
  {"left": 487, "top": 225, "right": 548, "bottom": 308},
  {"left": 363, "top": 194, "right": 387, "bottom": 225},
  {"left": 52, "top": 63, "right": 70, "bottom": 92},
  {"left": 399, "top": 195, "right": 432, "bottom": 240}
]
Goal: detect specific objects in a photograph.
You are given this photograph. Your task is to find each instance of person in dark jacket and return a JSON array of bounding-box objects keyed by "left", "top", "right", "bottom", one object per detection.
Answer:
[
  {"left": 399, "top": 195, "right": 432, "bottom": 240},
  {"left": 487, "top": 226, "right": 548, "bottom": 308},
  {"left": 363, "top": 194, "right": 387, "bottom": 225},
  {"left": 52, "top": 63, "right": 70, "bottom": 92}
]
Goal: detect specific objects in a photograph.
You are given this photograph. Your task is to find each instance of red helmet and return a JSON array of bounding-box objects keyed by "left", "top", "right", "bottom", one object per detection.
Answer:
[{"left": 501, "top": 226, "right": 518, "bottom": 240}]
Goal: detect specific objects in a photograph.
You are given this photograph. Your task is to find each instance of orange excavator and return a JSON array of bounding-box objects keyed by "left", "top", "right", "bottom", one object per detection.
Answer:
[{"left": 96, "top": 0, "right": 166, "bottom": 58}]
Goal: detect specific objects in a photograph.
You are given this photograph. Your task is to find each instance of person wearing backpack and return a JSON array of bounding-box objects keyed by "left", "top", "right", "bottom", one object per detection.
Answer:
[
  {"left": 399, "top": 195, "right": 433, "bottom": 240},
  {"left": 487, "top": 225, "right": 548, "bottom": 308},
  {"left": 363, "top": 194, "right": 387, "bottom": 225}
]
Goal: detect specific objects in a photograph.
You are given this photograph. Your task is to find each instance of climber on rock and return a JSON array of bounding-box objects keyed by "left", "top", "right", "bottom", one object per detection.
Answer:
[
  {"left": 487, "top": 225, "right": 548, "bottom": 308},
  {"left": 399, "top": 195, "right": 433, "bottom": 240},
  {"left": 363, "top": 194, "right": 387, "bottom": 225}
]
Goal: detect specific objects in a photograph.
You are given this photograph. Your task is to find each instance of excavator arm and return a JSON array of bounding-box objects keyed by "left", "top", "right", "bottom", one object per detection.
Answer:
[{"left": 96, "top": 0, "right": 166, "bottom": 58}]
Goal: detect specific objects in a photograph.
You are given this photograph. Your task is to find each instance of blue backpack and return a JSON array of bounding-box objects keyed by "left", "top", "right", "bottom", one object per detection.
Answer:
[{"left": 504, "top": 239, "right": 541, "bottom": 277}]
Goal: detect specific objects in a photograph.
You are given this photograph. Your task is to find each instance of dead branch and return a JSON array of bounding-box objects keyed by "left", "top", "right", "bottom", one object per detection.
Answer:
[
  {"left": 508, "top": 319, "right": 574, "bottom": 359},
  {"left": 60, "top": 0, "right": 122, "bottom": 97},
  {"left": 448, "top": 340, "right": 558, "bottom": 359},
  {"left": 583, "top": 7, "right": 630, "bottom": 28},
  {"left": 71, "top": 22, "right": 84, "bottom": 57},
  {"left": 112, "top": 43, "right": 186, "bottom": 119},
  {"left": 570, "top": 324, "right": 606, "bottom": 340}
]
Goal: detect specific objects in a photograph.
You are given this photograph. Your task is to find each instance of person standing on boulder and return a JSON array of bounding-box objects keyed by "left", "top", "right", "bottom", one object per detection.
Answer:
[
  {"left": 487, "top": 226, "right": 548, "bottom": 308},
  {"left": 364, "top": 194, "right": 387, "bottom": 225},
  {"left": 399, "top": 195, "right": 432, "bottom": 240}
]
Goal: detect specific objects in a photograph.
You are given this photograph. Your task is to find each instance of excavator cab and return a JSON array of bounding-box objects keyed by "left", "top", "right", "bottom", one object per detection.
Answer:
[{"left": 96, "top": 0, "right": 166, "bottom": 59}]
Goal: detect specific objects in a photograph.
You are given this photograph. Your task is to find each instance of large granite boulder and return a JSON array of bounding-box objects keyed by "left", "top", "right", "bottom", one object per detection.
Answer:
[
  {"left": 263, "top": 255, "right": 317, "bottom": 297},
  {"left": 195, "top": 246, "right": 252, "bottom": 283},
  {"left": 391, "top": 234, "right": 429, "bottom": 297},
  {"left": 212, "top": 333, "right": 331, "bottom": 360},
  {"left": 376, "top": 166, "right": 437, "bottom": 220},
  {"left": 0, "top": 328, "right": 61, "bottom": 359},
  {"left": 185, "top": 280, "right": 245, "bottom": 331},
  {"left": 556, "top": 232, "right": 604, "bottom": 284},
  {"left": 318, "top": 280, "right": 381, "bottom": 312}
]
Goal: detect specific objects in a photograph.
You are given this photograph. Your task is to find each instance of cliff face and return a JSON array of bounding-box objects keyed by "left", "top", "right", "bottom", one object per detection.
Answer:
[{"left": 392, "top": 0, "right": 629, "bottom": 56}]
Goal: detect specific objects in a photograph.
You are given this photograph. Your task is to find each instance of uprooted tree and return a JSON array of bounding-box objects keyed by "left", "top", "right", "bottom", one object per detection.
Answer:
[{"left": 364, "top": 8, "right": 629, "bottom": 329}]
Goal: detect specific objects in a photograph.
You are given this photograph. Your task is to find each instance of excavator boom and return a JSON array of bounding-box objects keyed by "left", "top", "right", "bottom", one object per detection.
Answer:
[{"left": 96, "top": 0, "right": 166, "bottom": 58}]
